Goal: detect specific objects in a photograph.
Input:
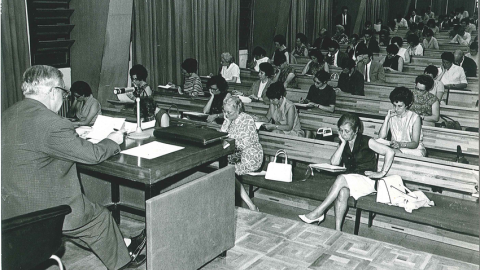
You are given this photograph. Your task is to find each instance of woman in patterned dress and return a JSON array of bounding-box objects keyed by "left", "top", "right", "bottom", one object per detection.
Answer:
[
  {"left": 221, "top": 96, "right": 263, "bottom": 211},
  {"left": 379, "top": 87, "right": 426, "bottom": 156},
  {"left": 409, "top": 75, "right": 440, "bottom": 127},
  {"left": 301, "top": 50, "right": 329, "bottom": 76},
  {"left": 127, "top": 64, "right": 152, "bottom": 100},
  {"left": 272, "top": 52, "right": 297, "bottom": 89}
]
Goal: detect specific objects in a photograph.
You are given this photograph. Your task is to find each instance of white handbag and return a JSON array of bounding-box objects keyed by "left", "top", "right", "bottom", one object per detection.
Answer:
[
  {"left": 376, "top": 175, "right": 406, "bottom": 204},
  {"left": 265, "top": 149, "right": 292, "bottom": 182}
]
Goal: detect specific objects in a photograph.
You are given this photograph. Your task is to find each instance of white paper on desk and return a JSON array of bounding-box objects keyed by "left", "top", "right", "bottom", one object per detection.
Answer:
[
  {"left": 255, "top": 121, "right": 266, "bottom": 130},
  {"left": 158, "top": 84, "right": 172, "bottom": 89},
  {"left": 121, "top": 141, "right": 184, "bottom": 159},
  {"left": 86, "top": 115, "right": 126, "bottom": 142},
  {"left": 247, "top": 170, "right": 267, "bottom": 176},
  {"left": 200, "top": 75, "right": 211, "bottom": 79},
  {"left": 124, "top": 120, "right": 157, "bottom": 133},
  {"left": 183, "top": 111, "right": 209, "bottom": 117},
  {"left": 116, "top": 93, "right": 134, "bottom": 103},
  {"left": 309, "top": 163, "right": 346, "bottom": 172}
]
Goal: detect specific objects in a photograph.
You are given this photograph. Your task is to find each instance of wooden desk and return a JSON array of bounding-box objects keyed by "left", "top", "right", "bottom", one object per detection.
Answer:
[{"left": 77, "top": 127, "right": 235, "bottom": 223}]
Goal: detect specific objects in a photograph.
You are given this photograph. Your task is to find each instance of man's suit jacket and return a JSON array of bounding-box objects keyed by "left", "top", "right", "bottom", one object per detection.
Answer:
[
  {"left": 361, "top": 38, "right": 380, "bottom": 53},
  {"left": 461, "top": 56, "right": 478, "bottom": 77},
  {"left": 250, "top": 78, "right": 272, "bottom": 104},
  {"left": 409, "top": 15, "right": 422, "bottom": 24},
  {"left": 338, "top": 70, "right": 365, "bottom": 95},
  {"left": 1, "top": 99, "right": 120, "bottom": 230},
  {"left": 357, "top": 60, "right": 386, "bottom": 83},
  {"left": 326, "top": 50, "right": 349, "bottom": 69},
  {"left": 335, "top": 13, "right": 352, "bottom": 35}
]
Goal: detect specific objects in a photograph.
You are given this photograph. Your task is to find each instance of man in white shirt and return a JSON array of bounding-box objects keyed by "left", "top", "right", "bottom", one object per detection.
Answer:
[
  {"left": 450, "top": 26, "right": 471, "bottom": 45},
  {"left": 466, "top": 42, "right": 479, "bottom": 67},
  {"left": 437, "top": 52, "right": 468, "bottom": 90}
]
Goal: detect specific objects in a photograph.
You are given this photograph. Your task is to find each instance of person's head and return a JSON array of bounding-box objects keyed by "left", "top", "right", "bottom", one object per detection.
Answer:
[
  {"left": 453, "top": 24, "right": 465, "bottom": 36},
  {"left": 454, "top": 49, "right": 465, "bottom": 64},
  {"left": 273, "top": 52, "right": 287, "bottom": 67},
  {"left": 337, "top": 113, "right": 361, "bottom": 141},
  {"left": 395, "top": 14, "right": 403, "bottom": 23},
  {"left": 461, "top": 18, "right": 470, "bottom": 28},
  {"left": 181, "top": 58, "right": 198, "bottom": 75},
  {"left": 427, "top": 19, "right": 436, "bottom": 28},
  {"left": 424, "top": 65, "right": 439, "bottom": 79},
  {"left": 407, "top": 34, "right": 420, "bottom": 46},
  {"left": 327, "top": 40, "right": 340, "bottom": 53},
  {"left": 341, "top": 6, "right": 348, "bottom": 15},
  {"left": 273, "top": 34, "right": 286, "bottom": 48},
  {"left": 335, "top": 25, "right": 345, "bottom": 34},
  {"left": 22, "top": 65, "right": 66, "bottom": 113},
  {"left": 411, "top": 9, "right": 417, "bottom": 16},
  {"left": 386, "top": 44, "right": 400, "bottom": 58},
  {"left": 389, "top": 87, "right": 414, "bottom": 116},
  {"left": 130, "top": 64, "right": 148, "bottom": 84},
  {"left": 363, "top": 29, "right": 374, "bottom": 41},
  {"left": 376, "top": 19, "right": 383, "bottom": 25},
  {"left": 70, "top": 81, "right": 92, "bottom": 101},
  {"left": 387, "top": 20, "right": 396, "bottom": 31},
  {"left": 424, "top": 28, "right": 434, "bottom": 41},
  {"left": 308, "top": 50, "right": 324, "bottom": 64},
  {"left": 318, "top": 28, "right": 328, "bottom": 38},
  {"left": 252, "top": 46, "right": 267, "bottom": 60},
  {"left": 390, "top": 36, "right": 404, "bottom": 48},
  {"left": 342, "top": 58, "right": 357, "bottom": 74},
  {"left": 265, "top": 81, "right": 286, "bottom": 105},
  {"left": 469, "top": 42, "right": 478, "bottom": 56},
  {"left": 220, "top": 52, "right": 234, "bottom": 66},
  {"left": 364, "top": 20, "right": 372, "bottom": 29},
  {"left": 415, "top": 74, "right": 434, "bottom": 92},
  {"left": 441, "top": 52, "right": 455, "bottom": 69},
  {"left": 258, "top": 62, "right": 274, "bottom": 80},
  {"left": 417, "top": 22, "right": 425, "bottom": 30},
  {"left": 206, "top": 75, "right": 229, "bottom": 94},
  {"left": 350, "top": 34, "right": 360, "bottom": 44},
  {"left": 313, "top": 70, "right": 330, "bottom": 88},
  {"left": 222, "top": 96, "right": 244, "bottom": 121},
  {"left": 357, "top": 48, "right": 372, "bottom": 64},
  {"left": 296, "top": 33, "right": 308, "bottom": 47}
]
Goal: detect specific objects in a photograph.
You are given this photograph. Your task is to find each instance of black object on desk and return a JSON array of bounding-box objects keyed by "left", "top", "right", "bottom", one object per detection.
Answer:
[{"left": 154, "top": 126, "right": 228, "bottom": 146}]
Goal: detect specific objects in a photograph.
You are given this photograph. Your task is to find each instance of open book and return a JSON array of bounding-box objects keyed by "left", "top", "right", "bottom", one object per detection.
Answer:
[{"left": 309, "top": 163, "right": 346, "bottom": 172}]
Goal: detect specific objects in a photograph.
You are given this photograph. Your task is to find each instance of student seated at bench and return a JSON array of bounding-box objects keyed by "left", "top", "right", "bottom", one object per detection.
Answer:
[
  {"left": 272, "top": 52, "right": 297, "bottom": 89},
  {"left": 379, "top": 44, "right": 404, "bottom": 72},
  {"left": 409, "top": 75, "right": 440, "bottom": 127},
  {"left": 336, "top": 58, "right": 365, "bottom": 96},
  {"left": 252, "top": 82, "right": 305, "bottom": 137},
  {"left": 378, "top": 87, "right": 426, "bottom": 157},
  {"left": 248, "top": 46, "right": 269, "bottom": 72},
  {"left": 248, "top": 62, "right": 274, "bottom": 103},
  {"left": 300, "top": 70, "right": 335, "bottom": 113},
  {"left": 204, "top": 75, "right": 231, "bottom": 123},
  {"left": 423, "top": 65, "right": 445, "bottom": 103},
  {"left": 437, "top": 51, "right": 468, "bottom": 90},
  {"left": 298, "top": 113, "right": 395, "bottom": 231},
  {"left": 301, "top": 50, "right": 330, "bottom": 76},
  {"left": 173, "top": 58, "right": 203, "bottom": 96}
]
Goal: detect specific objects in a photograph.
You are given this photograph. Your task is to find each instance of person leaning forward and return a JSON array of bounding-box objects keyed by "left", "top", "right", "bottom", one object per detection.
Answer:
[{"left": 1, "top": 65, "right": 146, "bottom": 270}]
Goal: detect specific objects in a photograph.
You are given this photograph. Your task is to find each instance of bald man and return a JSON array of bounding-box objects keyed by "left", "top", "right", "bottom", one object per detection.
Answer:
[{"left": 454, "top": 49, "right": 477, "bottom": 77}]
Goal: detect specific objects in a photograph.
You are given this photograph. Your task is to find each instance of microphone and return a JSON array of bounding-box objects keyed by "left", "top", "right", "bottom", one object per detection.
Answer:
[{"left": 113, "top": 87, "right": 135, "bottom": 94}]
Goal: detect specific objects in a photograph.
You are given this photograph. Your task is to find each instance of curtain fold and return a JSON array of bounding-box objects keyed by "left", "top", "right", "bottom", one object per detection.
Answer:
[
  {"left": 287, "top": 0, "right": 307, "bottom": 49},
  {"left": 312, "top": 0, "right": 333, "bottom": 41},
  {"left": 1, "top": 0, "right": 31, "bottom": 112},
  {"left": 132, "top": 0, "right": 239, "bottom": 88}
]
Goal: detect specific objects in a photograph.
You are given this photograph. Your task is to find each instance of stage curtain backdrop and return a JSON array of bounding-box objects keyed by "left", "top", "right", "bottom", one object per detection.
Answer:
[
  {"left": 132, "top": 0, "right": 239, "bottom": 88},
  {"left": 312, "top": 0, "right": 333, "bottom": 42},
  {"left": 287, "top": 0, "right": 307, "bottom": 51},
  {"left": 354, "top": 0, "right": 389, "bottom": 35},
  {"left": 1, "top": 0, "right": 30, "bottom": 112}
]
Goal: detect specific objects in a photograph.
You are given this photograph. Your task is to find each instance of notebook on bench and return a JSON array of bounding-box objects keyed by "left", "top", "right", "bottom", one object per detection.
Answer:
[{"left": 153, "top": 126, "right": 228, "bottom": 146}]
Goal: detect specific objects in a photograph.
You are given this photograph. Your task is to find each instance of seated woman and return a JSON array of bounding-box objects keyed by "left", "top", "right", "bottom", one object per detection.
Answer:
[
  {"left": 292, "top": 33, "right": 309, "bottom": 57},
  {"left": 406, "top": 34, "right": 424, "bottom": 57},
  {"left": 332, "top": 25, "right": 349, "bottom": 45},
  {"left": 422, "top": 28, "right": 439, "bottom": 50},
  {"left": 301, "top": 50, "right": 329, "bottom": 76},
  {"left": 301, "top": 70, "right": 335, "bottom": 113},
  {"left": 253, "top": 82, "right": 304, "bottom": 137},
  {"left": 426, "top": 19, "right": 439, "bottom": 36},
  {"left": 378, "top": 29, "right": 390, "bottom": 46},
  {"left": 298, "top": 113, "right": 394, "bottom": 230},
  {"left": 203, "top": 75, "right": 231, "bottom": 123},
  {"left": 67, "top": 81, "right": 101, "bottom": 126},
  {"left": 176, "top": 58, "right": 203, "bottom": 96},
  {"left": 220, "top": 96, "right": 263, "bottom": 211},
  {"left": 248, "top": 62, "right": 274, "bottom": 103},
  {"left": 390, "top": 36, "right": 410, "bottom": 63},
  {"left": 379, "top": 44, "right": 404, "bottom": 72},
  {"left": 378, "top": 87, "right": 426, "bottom": 157},
  {"left": 220, "top": 52, "right": 241, "bottom": 83},
  {"left": 394, "top": 14, "right": 409, "bottom": 28},
  {"left": 409, "top": 75, "right": 440, "bottom": 127},
  {"left": 337, "top": 58, "right": 365, "bottom": 96},
  {"left": 128, "top": 64, "right": 152, "bottom": 100},
  {"left": 423, "top": 65, "right": 445, "bottom": 102},
  {"left": 248, "top": 46, "right": 269, "bottom": 72},
  {"left": 272, "top": 52, "right": 297, "bottom": 89},
  {"left": 272, "top": 34, "right": 290, "bottom": 63}
]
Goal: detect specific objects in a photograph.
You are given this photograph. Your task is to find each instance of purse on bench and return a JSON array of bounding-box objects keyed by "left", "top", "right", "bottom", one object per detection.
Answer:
[{"left": 265, "top": 149, "right": 292, "bottom": 182}]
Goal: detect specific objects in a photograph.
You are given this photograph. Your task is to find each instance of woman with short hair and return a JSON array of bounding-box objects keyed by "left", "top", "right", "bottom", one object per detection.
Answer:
[
  {"left": 391, "top": 36, "right": 410, "bottom": 63},
  {"left": 128, "top": 64, "right": 152, "bottom": 100},
  {"left": 220, "top": 52, "right": 241, "bottom": 83},
  {"left": 409, "top": 75, "right": 440, "bottom": 126},
  {"left": 406, "top": 34, "right": 424, "bottom": 56},
  {"left": 249, "top": 62, "right": 274, "bottom": 103},
  {"left": 249, "top": 46, "right": 269, "bottom": 72},
  {"left": 379, "top": 87, "right": 426, "bottom": 157},
  {"left": 176, "top": 58, "right": 204, "bottom": 96},
  {"left": 422, "top": 28, "right": 439, "bottom": 50},
  {"left": 292, "top": 33, "right": 309, "bottom": 57},
  {"left": 272, "top": 34, "right": 289, "bottom": 63},
  {"left": 203, "top": 75, "right": 231, "bottom": 123},
  {"left": 301, "top": 50, "right": 329, "bottom": 75},
  {"left": 301, "top": 70, "right": 335, "bottom": 113},
  {"left": 380, "top": 44, "right": 404, "bottom": 72},
  {"left": 67, "top": 81, "right": 101, "bottom": 126},
  {"left": 272, "top": 53, "right": 297, "bottom": 88},
  {"left": 424, "top": 65, "right": 445, "bottom": 102}
]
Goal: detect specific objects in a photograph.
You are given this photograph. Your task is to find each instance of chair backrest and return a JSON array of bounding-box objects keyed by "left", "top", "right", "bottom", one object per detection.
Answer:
[{"left": 2, "top": 205, "right": 71, "bottom": 270}]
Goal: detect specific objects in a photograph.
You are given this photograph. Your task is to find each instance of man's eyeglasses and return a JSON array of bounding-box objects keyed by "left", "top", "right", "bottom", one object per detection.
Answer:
[{"left": 54, "top": 86, "right": 70, "bottom": 100}]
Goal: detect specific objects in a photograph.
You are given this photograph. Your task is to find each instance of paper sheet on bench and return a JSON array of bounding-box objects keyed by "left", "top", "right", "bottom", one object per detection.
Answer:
[
  {"left": 158, "top": 84, "right": 173, "bottom": 89},
  {"left": 85, "top": 115, "right": 126, "bottom": 143},
  {"left": 183, "top": 111, "right": 209, "bottom": 117},
  {"left": 246, "top": 170, "right": 266, "bottom": 176},
  {"left": 116, "top": 93, "right": 134, "bottom": 103},
  {"left": 121, "top": 141, "right": 184, "bottom": 159},
  {"left": 309, "top": 163, "right": 346, "bottom": 172},
  {"left": 255, "top": 121, "right": 266, "bottom": 130}
]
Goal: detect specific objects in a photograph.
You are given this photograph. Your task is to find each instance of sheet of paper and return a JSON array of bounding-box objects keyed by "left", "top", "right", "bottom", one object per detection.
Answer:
[
  {"left": 255, "top": 121, "right": 266, "bottom": 130},
  {"left": 200, "top": 75, "right": 211, "bottom": 79},
  {"left": 86, "top": 115, "right": 126, "bottom": 141},
  {"left": 121, "top": 141, "right": 184, "bottom": 159},
  {"left": 116, "top": 93, "right": 134, "bottom": 103},
  {"left": 236, "top": 95, "right": 251, "bottom": 104},
  {"left": 158, "top": 85, "right": 172, "bottom": 89},
  {"left": 309, "top": 163, "right": 346, "bottom": 172},
  {"left": 183, "top": 111, "right": 209, "bottom": 117},
  {"left": 246, "top": 170, "right": 267, "bottom": 176}
]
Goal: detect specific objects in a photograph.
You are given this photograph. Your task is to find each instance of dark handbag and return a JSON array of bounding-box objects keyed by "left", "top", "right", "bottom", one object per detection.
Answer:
[{"left": 439, "top": 115, "right": 462, "bottom": 130}]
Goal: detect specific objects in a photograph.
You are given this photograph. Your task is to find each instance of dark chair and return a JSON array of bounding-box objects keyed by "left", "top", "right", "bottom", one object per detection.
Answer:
[{"left": 2, "top": 205, "right": 71, "bottom": 270}]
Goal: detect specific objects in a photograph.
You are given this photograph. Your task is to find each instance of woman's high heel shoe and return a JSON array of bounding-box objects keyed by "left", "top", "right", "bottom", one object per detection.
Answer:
[{"left": 298, "top": 214, "right": 325, "bottom": 225}]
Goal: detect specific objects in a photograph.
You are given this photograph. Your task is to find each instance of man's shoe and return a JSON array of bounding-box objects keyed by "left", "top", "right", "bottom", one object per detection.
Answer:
[
  {"left": 119, "top": 254, "right": 146, "bottom": 270},
  {"left": 127, "top": 229, "right": 146, "bottom": 256}
]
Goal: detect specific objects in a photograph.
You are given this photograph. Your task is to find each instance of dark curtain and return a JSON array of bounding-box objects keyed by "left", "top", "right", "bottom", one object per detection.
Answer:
[
  {"left": 1, "top": 0, "right": 31, "bottom": 112},
  {"left": 287, "top": 0, "right": 307, "bottom": 49},
  {"left": 132, "top": 0, "right": 240, "bottom": 89},
  {"left": 313, "top": 0, "right": 333, "bottom": 41}
]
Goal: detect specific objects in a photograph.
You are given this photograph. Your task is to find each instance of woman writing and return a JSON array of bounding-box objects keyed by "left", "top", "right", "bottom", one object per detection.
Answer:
[
  {"left": 203, "top": 75, "right": 231, "bottom": 123},
  {"left": 128, "top": 64, "right": 152, "bottom": 100},
  {"left": 301, "top": 70, "right": 335, "bottom": 113},
  {"left": 409, "top": 75, "right": 440, "bottom": 127},
  {"left": 248, "top": 62, "right": 274, "bottom": 103},
  {"left": 379, "top": 44, "right": 404, "bottom": 72},
  {"left": 301, "top": 50, "right": 329, "bottom": 76},
  {"left": 378, "top": 87, "right": 426, "bottom": 157},
  {"left": 67, "top": 81, "right": 101, "bottom": 126},
  {"left": 221, "top": 96, "right": 263, "bottom": 211},
  {"left": 253, "top": 82, "right": 304, "bottom": 137},
  {"left": 175, "top": 58, "right": 204, "bottom": 96},
  {"left": 272, "top": 53, "right": 297, "bottom": 89},
  {"left": 299, "top": 113, "right": 395, "bottom": 230}
]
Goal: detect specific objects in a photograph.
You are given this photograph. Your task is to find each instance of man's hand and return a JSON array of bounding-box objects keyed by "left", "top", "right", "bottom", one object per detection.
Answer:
[{"left": 107, "top": 131, "right": 124, "bottom": 145}]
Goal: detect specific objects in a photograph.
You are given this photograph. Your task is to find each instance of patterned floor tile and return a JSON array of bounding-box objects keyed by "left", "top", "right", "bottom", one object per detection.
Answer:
[
  {"left": 423, "top": 254, "right": 480, "bottom": 270},
  {"left": 200, "top": 246, "right": 263, "bottom": 270},
  {"left": 266, "top": 241, "right": 327, "bottom": 266},
  {"left": 235, "top": 208, "right": 267, "bottom": 229},
  {"left": 244, "top": 257, "right": 308, "bottom": 270},
  {"left": 326, "top": 234, "right": 383, "bottom": 261},
  {"left": 291, "top": 226, "right": 342, "bottom": 248},
  {"left": 308, "top": 252, "right": 371, "bottom": 270},
  {"left": 250, "top": 214, "right": 307, "bottom": 239},
  {"left": 370, "top": 245, "right": 433, "bottom": 269},
  {"left": 235, "top": 232, "right": 285, "bottom": 254}
]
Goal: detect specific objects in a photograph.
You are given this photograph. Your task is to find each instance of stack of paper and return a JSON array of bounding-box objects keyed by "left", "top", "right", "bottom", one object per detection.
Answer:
[
  {"left": 309, "top": 163, "right": 346, "bottom": 172},
  {"left": 85, "top": 115, "right": 126, "bottom": 143},
  {"left": 116, "top": 93, "right": 135, "bottom": 103}
]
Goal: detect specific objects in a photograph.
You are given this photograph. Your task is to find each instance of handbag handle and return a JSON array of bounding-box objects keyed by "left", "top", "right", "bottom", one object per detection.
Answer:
[
  {"left": 168, "top": 104, "right": 179, "bottom": 117},
  {"left": 273, "top": 149, "right": 289, "bottom": 164}
]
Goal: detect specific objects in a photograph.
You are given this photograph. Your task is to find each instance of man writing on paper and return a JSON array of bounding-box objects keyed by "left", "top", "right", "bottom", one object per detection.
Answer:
[{"left": 1, "top": 65, "right": 145, "bottom": 269}]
